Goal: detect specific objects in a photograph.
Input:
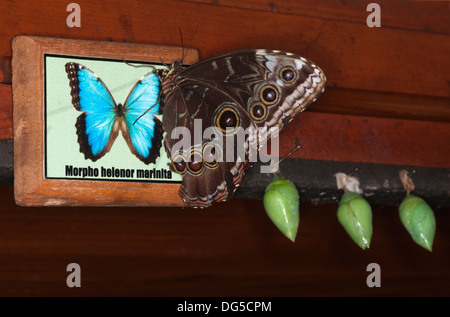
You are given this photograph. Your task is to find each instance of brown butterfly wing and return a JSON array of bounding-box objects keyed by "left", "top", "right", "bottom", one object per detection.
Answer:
[
  {"left": 163, "top": 83, "right": 256, "bottom": 207},
  {"left": 162, "top": 49, "right": 326, "bottom": 208}
]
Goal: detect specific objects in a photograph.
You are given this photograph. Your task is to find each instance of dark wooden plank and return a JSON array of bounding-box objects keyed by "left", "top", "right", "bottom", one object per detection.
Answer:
[
  {"left": 236, "top": 158, "right": 450, "bottom": 208},
  {"left": 0, "top": 139, "right": 13, "bottom": 186},
  {"left": 3, "top": 139, "right": 449, "bottom": 207},
  {"left": 3, "top": 108, "right": 450, "bottom": 207},
  {"left": 312, "top": 87, "right": 450, "bottom": 123},
  {"left": 6, "top": 108, "right": 450, "bottom": 169},
  {"left": 0, "top": 185, "right": 449, "bottom": 296},
  {"left": 278, "top": 112, "right": 450, "bottom": 168},
  {"left": 0, "top": 0, "right": 449, "bottom": 97},
  {"left": 0, "top": 84, "right": 12, "bottom": 139},
  {"left": 0, "top": 56, "right": 11, "bottom": 84},
  {"left": 2, "top": 84, "right": 450, "bottom": 142},
  {"left": 189, "top": 0, "right": 450, "bottom": 35}
]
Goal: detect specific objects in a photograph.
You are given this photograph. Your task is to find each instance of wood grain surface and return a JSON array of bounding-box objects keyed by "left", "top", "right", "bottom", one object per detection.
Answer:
[
  {"left": 0, "top": 84, "right": 11, "bottom": 139},
  {"left": 0, "top": 0, "right": 449, "bottom": 297},
  {"left": 2, "top": 83, "right": 450, "bottom": 141},
  {"left": 1, "top": 0, "right": 449, "bottom": 97},
  {"left": 1, "top": 185, "right": 449, "bottom": 297}
]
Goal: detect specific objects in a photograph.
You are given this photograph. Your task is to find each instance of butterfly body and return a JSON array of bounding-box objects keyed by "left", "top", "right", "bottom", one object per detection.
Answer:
[{"left": 114, "top": 103, "right": 125, "bottom": 117}]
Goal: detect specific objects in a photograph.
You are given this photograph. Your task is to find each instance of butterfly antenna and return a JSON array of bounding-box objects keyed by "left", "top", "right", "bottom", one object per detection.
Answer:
[
  {"left": 182, "top": 19, "right": 201, "bottom": 63},
  {"left": 278, "top": 144, "right": 302, "bottom": 166},
  {"left": 159, "top": 57, "right": 170, "bottom": 71},
  {"left": 122, "top": 59, "right": 156, "bottom": 71},
  {"left": 271, "top": 140, "right": 302, "bottom": 177},
  {"left": 178, "top": 26, "right": 185, "bottom": 63}
]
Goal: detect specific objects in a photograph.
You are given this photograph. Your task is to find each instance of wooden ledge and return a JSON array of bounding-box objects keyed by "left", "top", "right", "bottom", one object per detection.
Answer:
[{"left": 2, "top": 82, "right": 450, "bottom": 140}]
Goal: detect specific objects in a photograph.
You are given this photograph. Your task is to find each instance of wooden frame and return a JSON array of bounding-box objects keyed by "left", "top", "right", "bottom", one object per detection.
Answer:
[{"left": 13, "top": 36, "right": 198, "bottom": 207}]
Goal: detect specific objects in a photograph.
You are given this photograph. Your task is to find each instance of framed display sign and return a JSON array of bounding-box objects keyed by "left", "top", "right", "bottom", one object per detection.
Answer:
[{"left": 13, "top": 36, "right": 198, "bottom": 206}]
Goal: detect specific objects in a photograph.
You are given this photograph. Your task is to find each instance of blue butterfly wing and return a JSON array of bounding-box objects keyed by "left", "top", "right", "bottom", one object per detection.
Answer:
[
  {"left": 66, "top": 63, "right": 119, "bottom": 161},
  {"left": 122, "top": 71, "right": 163, "bottom": 164}
]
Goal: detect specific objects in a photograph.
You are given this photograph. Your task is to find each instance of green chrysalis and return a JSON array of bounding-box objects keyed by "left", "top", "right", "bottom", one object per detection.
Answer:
[
  {"left": 337, "top": 191, "right": 373, "bottom": 250},
  {"left": 263, "top": 177, "right": 299, "bottom": 242},
  {"left": 399, "top": 194, "right": 436, "bottom": 251},
  {"left": 335, "top": 173, "right": 373, "bottom": 250},
  {"left": 398, "top": 170, "right": 436, "bottom": 251}
]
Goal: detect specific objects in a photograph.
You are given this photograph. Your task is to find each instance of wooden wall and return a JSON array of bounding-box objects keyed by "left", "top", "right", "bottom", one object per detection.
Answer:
[{"left": 0, "top": 0, "right": 449, "bottom": 296}]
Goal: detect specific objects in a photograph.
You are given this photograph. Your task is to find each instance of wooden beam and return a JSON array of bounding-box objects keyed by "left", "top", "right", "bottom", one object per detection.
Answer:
[
  {"left": 278, "top": 112, "right": 449, "bottom": 168},
  {"left": 188, "top": 0, "right": 450, "bottom": 35},
  {"left": 0, "top": 139, "right": 12, "bottom": 186},
  {"left": 236, "top": 158, "right": 450, "bottom": 208},
  {"left": 2, "top": 110, "right": 449, "bottom": 206},
  {"left": 1, "top": 83, "right": 449, "bottom": 141},
  {"left": 0, "top": 84, "right": 12, "bottom": 139},
  {"left": 0, "top": 56, "right": 12, "bottom": 84},
  {"left": 0, "top": 0, "right": 449, "bottom": 97},
  {"left": 311, "top": 87, "right": 450, "bottom": 123}
]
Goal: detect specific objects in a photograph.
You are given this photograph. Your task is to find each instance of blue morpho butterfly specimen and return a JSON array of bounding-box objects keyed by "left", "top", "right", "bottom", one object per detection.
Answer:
[
  {"left": 65, "top": 62, "right": 163, "bottom": 164},
  {"left": 66, "top": 48, "right": 326, "bottom": 208}
]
